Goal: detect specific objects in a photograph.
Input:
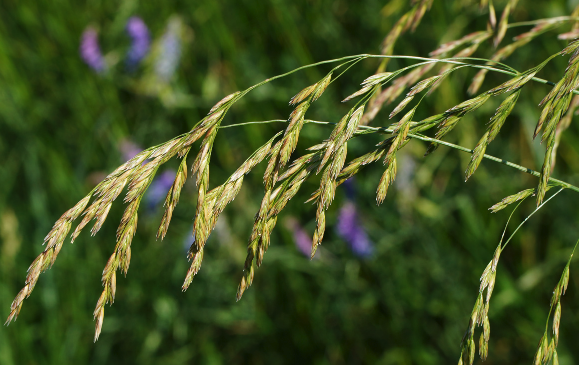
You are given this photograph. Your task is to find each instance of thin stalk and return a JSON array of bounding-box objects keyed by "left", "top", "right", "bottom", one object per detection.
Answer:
[
  {"left": 501, "top": 188, "right": 564, "bottom": 250},
  {"left": 238, "top": 54, "right": 576, "bottom": 95},
  {"left": 507, "top": 17, "right": 579, "bottom": 29},
  {"left": 220, "top": 119, "right": 579, "bottom": 194}
]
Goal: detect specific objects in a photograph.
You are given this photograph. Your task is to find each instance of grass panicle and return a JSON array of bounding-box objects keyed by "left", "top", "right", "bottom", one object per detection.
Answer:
[{"left": 8, "top": 7, "right": 579, "bottom": 362}]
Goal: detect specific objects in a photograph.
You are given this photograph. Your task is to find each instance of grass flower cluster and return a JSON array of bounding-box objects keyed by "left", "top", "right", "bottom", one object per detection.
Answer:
[{"left": 7, "top": 0, "right": 579, "bottom": 362}]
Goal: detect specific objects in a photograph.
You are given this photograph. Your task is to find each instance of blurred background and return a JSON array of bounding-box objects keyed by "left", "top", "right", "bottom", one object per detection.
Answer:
[{"left": 2, "top": 0, "right": 579, "bottom": 363}]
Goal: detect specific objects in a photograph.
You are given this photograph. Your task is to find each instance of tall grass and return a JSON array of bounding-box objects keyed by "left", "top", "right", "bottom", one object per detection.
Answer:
[{"left": 3, "top": 0, "right": 579, "bottom": 363}]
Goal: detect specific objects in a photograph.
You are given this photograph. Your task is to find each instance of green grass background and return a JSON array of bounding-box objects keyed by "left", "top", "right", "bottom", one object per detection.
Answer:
[{"left": 1, "top": 0, "right": 579, "bottom": 363}]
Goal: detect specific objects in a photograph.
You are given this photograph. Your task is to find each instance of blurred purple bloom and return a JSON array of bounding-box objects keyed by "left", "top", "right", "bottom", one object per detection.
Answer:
[
  {"left": 183, "top": 227, "right": 195, "bottom": 254},
  {"left": 146, "top": 170, "right": 177, "bottom": 210},
  {"left": 293, "top": 226, "right": 312, "bottom": 257},
  {"left": 126, "top": 16, "right": 150, "bottom": 68},
  {"left": 119, "top": 139, "right": 143, "bottom": 162},
  {"left": 80, "top": 27, "right": 106, "bottom": 73},
  {"left": 285, "top": 218, "right": 314, "bottom": 258},
  {"left": 394, "top": 153, "right": 417, "bottom": 202},
  {"left": 343, "top": 177, "right": 356, "bottom": 200},
  {"left": 155, "top": 19, "right": 182, "bottom": 81},
  {"left": 337, "top": 202, "right": 374, "bottom": 258},
  {"left": 118, "top": 140, "right": 174, "bottom": 212}
]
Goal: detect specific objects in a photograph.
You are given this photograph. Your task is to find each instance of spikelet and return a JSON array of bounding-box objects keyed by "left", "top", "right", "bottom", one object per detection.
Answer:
[
  {"left": 361, "top": 72, "right": 394, "bottom": 87},
  {"left": 493, "top": 2, "right": 511, "bottom": 47},
  {"left": 551, "top": 96, "right": 579, "bottom": 172},
  {"left": 342, "top": 85, "right": 373, "bottom": 103},
  {"left": 280, "top": 73, "right": 331, "bottom": 168},
  {"left": 362, "top": 63, "right": 433, "bottom": 125},
  {"left": 306, "top": 145, "right": 389, "bottom": 204},
  {"left": 310, "top": 106, "right": 364, "bottom": 256},
  {"left": 530, "top": 242, "right": 576, "bottom": 365},
  {"left": 465, "top": 90, "right": 520, "bottom": 181},
  {"left": 425, "top": 94, "right": 491, "bottom": 155},
  {"left": 488, "top": 57, "right": 556, "bottom": 96},
  {"left": 488, "top": 0, "right": 496, "bottom": 28},
  {"left": 458, "top": 241, "right": 503, "bottom": 365},
  {"left": 192, "top": 126, "right": 219, "bottom": 251},
  {"left": 429, "top": 30, "right": 491, "bottom": 57},
  {"left": 488, "top": 187, "right": 546, "bottom": 213},
  {"left": 468, "top": 18, "right": 567, "bottom": 95},
  {"left": 157, "top": 148, "right": 191, "bottom": 240},
  {"left": 290, "top": 84, "right": 316, "bottom": 105},
  {"left": 558, "top": 4, "right": 579, "bottom": 39},
  {"left": 376, "top": 157, "right": 397, "bottom": 205},
  {"left": 182, "top": 245, "right": 203, "bottom": 291},
  {"left": 343, "top": 72, "right": 398, "bottom": 103},
  {"left": 389, "top": 96, "right": 414, "bottom": 119},
  {"left": 209, "top": 91, "right": 240, "bottom": 114}
]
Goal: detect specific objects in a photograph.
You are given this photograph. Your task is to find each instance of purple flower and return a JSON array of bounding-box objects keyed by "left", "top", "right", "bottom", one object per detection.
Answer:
[
  {"left": 284, "top": 218, "right": 316, "bottom": 258},
  {"left": 145, "top": 169, "right": 177, "bottom": 210},
  {"left": 80, "top": 27, "right": 106, "bottom": 73},
  {"left": 343, "top": 177, "right": 356, "bottom": 200},
  {"left": 183, "top": 227, "right": 195, "bottom": 254},
  {"left": 337, "top": 202, "right": 374, "bottom": 258},
  {"left": 155, "top": 18, "right": 182, "bottom": 81},
  {"left": 125, "top": 16, "right": 150, "bottom": 68},
  {"left": 118, "top": 139, "right": 143, "bottom": 162},
  {"left": 118, "top": 140, "right": 175, "bottom": 212}
]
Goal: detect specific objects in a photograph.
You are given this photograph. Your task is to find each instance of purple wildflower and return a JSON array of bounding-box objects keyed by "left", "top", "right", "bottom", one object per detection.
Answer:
[
  {"left": 284, "top": 218, "right": 316, "bottom": 258},
  {"left": 125, "top": 16, "right": 150, "bottom": 69},
  {"left": 343, "top": 177, "right": 356, "bottom": 200},
  {"left": 394, "top": 153, "right": 417, "bottom": 202},
  {"left": 145, "top": 169, "right": 177, "bottom": 210},
  {"left": 118, "top": 139, "right": 143, "bottom": 162},
  {"left": 155, "top": 18, "right": 182, "bottom": 81},
  {"left": 80, "top": 27, "right": 106, "bottom": 73},
  {"left": 337, "top": 202, "right": 374, "bottom": 258},
  {"left": 118, "top": 140, "right": 174, "bottom": 212}
]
